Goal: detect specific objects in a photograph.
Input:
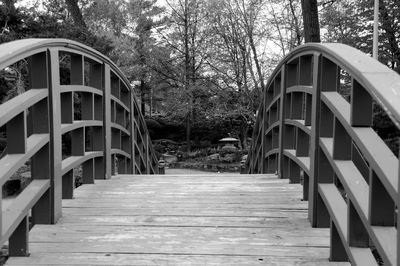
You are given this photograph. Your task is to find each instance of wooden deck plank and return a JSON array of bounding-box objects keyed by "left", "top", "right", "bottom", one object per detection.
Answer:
[{"left": 6, "top": 174, "right": 348, "bottom": 265}]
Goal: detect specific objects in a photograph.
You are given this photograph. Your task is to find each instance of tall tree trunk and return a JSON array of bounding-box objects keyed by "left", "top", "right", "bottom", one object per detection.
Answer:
[
  {"left": 301, "top": 0, "right": 320, "bottom": 42},
  {"left": 379, "top": 1, "right": 400, "bottom": 66},
  {"left": 65, "top": 0, "right": 86, "bottom": 28}
]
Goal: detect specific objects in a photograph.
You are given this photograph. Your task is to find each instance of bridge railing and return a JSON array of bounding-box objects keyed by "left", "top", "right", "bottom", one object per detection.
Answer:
[
  {"left": 0, "top": 39, "right": 159, "bottom": 256},
  {"left": 244, "top": 43, "right": 400, "bottom": 265}
]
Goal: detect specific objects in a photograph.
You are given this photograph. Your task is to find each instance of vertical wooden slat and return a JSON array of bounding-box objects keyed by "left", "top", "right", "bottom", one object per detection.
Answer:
[
  {"left": 30, "top": 52, "right": 48, "bottom": 89},
  {"left": 330, "top": 220, "right": 348, "bottom": 261},
  {"left": 82, "top": 159, "right": 94, "bottom": 184},
  {"left": 290, "top": 92, "right": 303, "bottom": 119},
  {"left": 81, "top": 92, "right": 94, "bottom": 120},
  {"left": 71, "top": 128, "right": 85, "bottom": 156},
  {"left": 321, "top": 57, "right": 339, "bottom": 92},
  {"left": 30, "top": 52, "right": 51, "bottom": 225},
  {"left": 103, "top": 64, "right": 112, "bottom": 179},
  {"left": 289, "top": 160, "right": 300, "bottom": 183},
  {"left": 31, "top": 144, "right": 51, "bottom": 224},
  {"left": 62, "top": 170, "right": 74, "bottom": 199},
  {"left": 7, "top": 112, "right": 26, "bottom": 154},
  {"left": 61, "top": 92, "right": 73, "bottom": 124},
  {"left": 128, "top": 88, "right": 134, "bottom": 174},
  {"left": 284, "top": 125, "right": 295, "bottom": 149},
  {"left": 303, "top": 173, "right": 309, "bottom": 201},
  {"left": 398, "top": 155, "right": 400, "bottom": 265},
  {"left": 94, "top": 95, "right": 103, "bottom": 121},
  {"left": 89, "top": 62, "right": 102, "bottom": 90},
  {"left": 309, "top": 53, "right": 322, "bottom": 227},
  {"left": 320, "top": 102, "right": 334, "bottom": 138},
  {"left": 351, "top": 79, "right": 372, "bottom": 127},
  {"left": 261, "top": 94, "right": 266, "bottom": 173},
  {"left": 348, "top": 200, "right": 369, "bottom": 247},
  {"left": 296, "top": 128, "right": 309, "bottom": 157},
  {"left": 71, "top": 54, "right": 83, "bottom": 85},
  {"left": 48, "top": 48, "right": 62, "bottom": 223},
  {"left": 299, "top": 55, "right": 313, "bottom": 86},
  {"left": 333, "top": 118, "right": 351, "bottom": 160},
  {"left": 305, "top": 94, "right": 312, "bottom": 126},
  {"left": 9, "top": 216, "right": 29, "bottom": 256},
  {"left": 277, "top": 66, "right": 286, "bottom": 178},
  {"left": 369, "top": 171, "right": 395, "bottom": 226},
  {"left": 146, "top": 134, "right": 150, "bottom": 174},
  {"left": 94, "top": 157, "right": 105, "bottom": 179}
]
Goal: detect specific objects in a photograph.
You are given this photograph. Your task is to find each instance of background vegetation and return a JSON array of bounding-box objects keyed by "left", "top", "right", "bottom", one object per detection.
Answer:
[{"left": 1, "top": 0, "right": 400, "bottom": 157}]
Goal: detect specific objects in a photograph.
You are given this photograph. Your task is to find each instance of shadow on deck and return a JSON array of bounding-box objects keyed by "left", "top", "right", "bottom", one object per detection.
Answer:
[{"left": 6, "top": 173, "right": 349, "bottom": 265}]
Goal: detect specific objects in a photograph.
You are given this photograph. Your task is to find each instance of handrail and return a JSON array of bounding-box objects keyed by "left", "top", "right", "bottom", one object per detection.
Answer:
[
  {"left": 0, "top": 38, "right": 160, "bottom": 257},
  {"left": 244, "top": 43, "right": 400, "bottom": 265}
]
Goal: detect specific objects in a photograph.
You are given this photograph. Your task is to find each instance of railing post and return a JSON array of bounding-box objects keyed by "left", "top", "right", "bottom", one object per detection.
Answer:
[
  {"left": 47, "top": 48, "right": 62, "bottom": 223},
  {"left": 9, "top": 216, "right": 29, "bottom": 256},
  {"left": 398, "top": 155, "right": 400, "bottom": 265},
  {"left": 103, "top": 64, "right": 112, "bottom": 179},
  {"left": 308, "top": 53, "right": 321, "bottom": 227},
  {"left": 278, "top": 66, "right": 286, "bottom": 178},
  {"left": 145, "top": 134, "right": 150, "bottom": 174},
  {"left": 260, "top": 97, "right": 266, "bottom": 173},
  {"left": 31, "top": 52, "right": 52, "bottom": 225}
]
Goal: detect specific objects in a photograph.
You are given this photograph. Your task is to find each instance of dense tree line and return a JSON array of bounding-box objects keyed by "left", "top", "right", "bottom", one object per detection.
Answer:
[{"left": 0, "top": 0, "right": 398, "bottom": 153}]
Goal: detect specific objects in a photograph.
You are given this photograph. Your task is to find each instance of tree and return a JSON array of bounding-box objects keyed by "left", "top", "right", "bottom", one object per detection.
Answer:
[
  {"left": 65, "top": 0, "right": 86, "bottom": 28},
  {"left": 301, "top": 0, "right": 320, "bottom": 42},
  {"left": 154, "top": 0, "right": 209, "bottom": 151}
]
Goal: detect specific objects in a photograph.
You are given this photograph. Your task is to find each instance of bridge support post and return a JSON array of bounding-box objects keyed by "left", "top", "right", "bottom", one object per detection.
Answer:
[
  {"left": 308, "top": 53, "right": 321, "bottom": 227},
  {"left": 30, "top": 52, "right": 52, "bottom": 225},
  {"left": 48, "top": 48, "right": 63, "bottom": 223},
  {"left": 103, "top": 64, "right": 112, "bottom": 179},
  {"left": 278, "top": 65, "right": 287, "bottom": 178}
]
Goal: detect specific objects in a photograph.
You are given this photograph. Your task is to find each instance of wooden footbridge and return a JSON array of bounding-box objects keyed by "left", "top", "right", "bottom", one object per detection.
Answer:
[{"left": 0, "top": 39, "right": 399, "bottom": 265}]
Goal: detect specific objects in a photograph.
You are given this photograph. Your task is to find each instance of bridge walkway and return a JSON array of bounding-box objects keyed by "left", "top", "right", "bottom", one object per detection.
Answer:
[{"left": 6, "top": 173, "right": 348, "bottom": 265}]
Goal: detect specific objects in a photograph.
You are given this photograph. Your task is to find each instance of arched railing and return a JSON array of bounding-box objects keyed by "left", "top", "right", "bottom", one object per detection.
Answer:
[
  {"left": 244, "top": 43, "right": 400, "bottom": 265},
  {"left": 0, "top": 39, "right": 159, "bottom": 256}
]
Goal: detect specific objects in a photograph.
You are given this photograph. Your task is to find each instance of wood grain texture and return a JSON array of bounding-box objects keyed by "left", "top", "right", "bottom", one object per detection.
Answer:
[{"left": 6, "top": 174, "right": 349, "bottom": 265}]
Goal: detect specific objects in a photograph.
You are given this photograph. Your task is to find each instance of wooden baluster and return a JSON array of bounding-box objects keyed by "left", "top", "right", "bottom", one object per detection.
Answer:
[
  {"left": 82, "top": 159, "right": 94, "bottom": 184},
  {"left": 9, "top": 216, "right": 29, "bottom": 256},
  {"left": 308, "top": 53, "right": 321, "bottom": 227},
  {"left": 296, "top": 128, "right": 309, "bottom": 157},
  {"left": 7, "top": 112, "right": 26, "bottom": 154},
  {"left": 289, "top": 160, "right": 300, "bottom": 183},
  {"left": 398, "top": 155, "right": 400, "bottom": 266},
  {"left": 48, "top": 48, "right": 62, "bottom": 223},
  {"left": 330, "top": 220, "right": 348, "bottom": 261},
  {"left": 103, "top": 64, "right": 112, "bottom": 179},
  {"left": 61, "top": 92, "right": 73, "bottom": 124},
  {"left": 333, "top": 118, "right": 351, "bottom": 160},
  {"left": 351, "top": 79, "right": 372, "bottom": 127},
  {"left": 369, "top": 171, "right": 395, "bottom": 226},
  {"left": 278, "top": 66, "right": 286, "bottom": 178},
  {"left": 30, "top": 52, "right": 52, "bottom": 225},
  {"left": 348, "top": 201, "right": 369, "bottom": 248}
]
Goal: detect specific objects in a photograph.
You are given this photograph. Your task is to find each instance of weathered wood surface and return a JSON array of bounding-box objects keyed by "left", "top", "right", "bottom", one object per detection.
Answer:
[{"left": 6, "top": 174, "right": 348, "bottom": 265}]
